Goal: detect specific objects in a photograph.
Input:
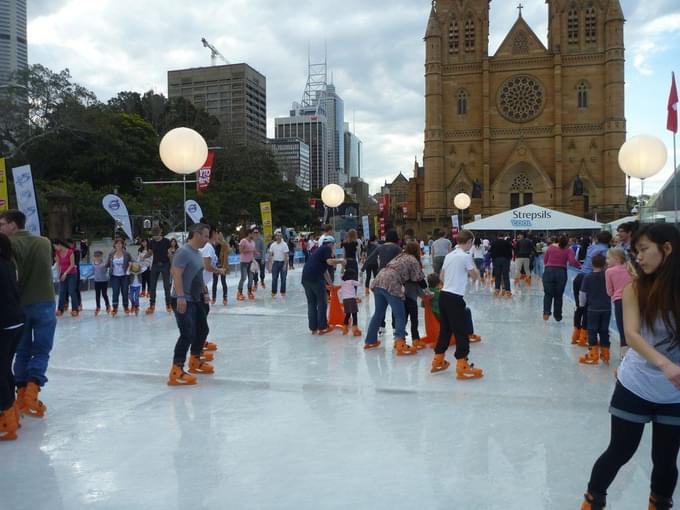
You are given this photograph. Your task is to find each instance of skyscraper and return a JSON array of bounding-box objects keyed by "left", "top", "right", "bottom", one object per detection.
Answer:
[
  {"left": 167, "top": 63, "right": 266, "bottom": 146},
  {"left": 267, "top": 137, "right": 311, "bottom": 191},
  {"left": 0, "top": 0, "right": 27, "bottom": 85},
  {"left": 324, "top": 84, "right": 345, "bottom": 185},
  {"left": 344, "top": 123, "right": 362, "bottom": 179}
]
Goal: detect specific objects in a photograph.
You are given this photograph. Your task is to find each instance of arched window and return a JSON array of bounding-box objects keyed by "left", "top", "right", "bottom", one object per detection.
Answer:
[
  {"left": 577, "top": 81, "right": 589, "bottom": 109},
  {"left": 448, "top": 20, "right": 459, "bottom": 53},
  {"left": 567, "top": 8, "right": 579, "bottom": 44},
  {"left": 464, "top": 18, "right": 475, "bottom": 51},
  {"left": 457, "top": 90, "right": 468, "bottom": 115},
  {"left": 585, "top": 7, "right": 597, "bottom": 43}
]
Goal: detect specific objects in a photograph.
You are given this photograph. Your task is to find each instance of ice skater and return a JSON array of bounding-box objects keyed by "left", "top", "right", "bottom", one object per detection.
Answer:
[{"left": 340, "top": 268, "right": 362, "bottom": 337}]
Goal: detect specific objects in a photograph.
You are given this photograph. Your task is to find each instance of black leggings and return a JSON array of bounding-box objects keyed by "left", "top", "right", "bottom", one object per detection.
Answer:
[
  {"left": 0, "top": 326, "right": 23, "bottom": 411},
  {"left": 588, "top": 416, "right": 680, "bottom": 498},
  {"left": 573, "top": 273, "right": 588, "bottom": 329},
  {"left": 364, "top": 266, "right": 378, "bottom": 289},
  {"left": 95, "top": 281, "right": 110, "bottom": 309},
  {"left": 343, "top": 312, "right": 357, "bottom": 326},
  {"left": 404, "top": 297, "right": 420, "bottom": 340}
]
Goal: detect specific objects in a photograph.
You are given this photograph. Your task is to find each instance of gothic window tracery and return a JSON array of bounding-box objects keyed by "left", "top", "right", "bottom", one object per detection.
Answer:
[
  {"left": 457, "top": 90, "right": 468, "bottom": 115},
  {"left": 497, "top": 76, "right": 545, "bottom": 123},
  {"left": 510, "top": 173, "right": 534, "bottom": 192},
  {"left": 577, "top": 81, "right": 589, "bottom": 109},
  {"left": 448, "top": 19, "right": 459, "bottom": 53},
  {"left": 465, "top": 18, "right": 475, "bottom": 51},
  {"left": 585, "top": 7, "right": 597, "bottom": 43},
  {"left": 567, "top": 7, "right": 579, "bottom": 44}
]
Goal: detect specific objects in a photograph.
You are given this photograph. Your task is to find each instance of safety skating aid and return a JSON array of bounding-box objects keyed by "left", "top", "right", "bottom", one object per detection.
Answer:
[
  {"left": 22, "top": 382, "right": 47, "bottom": 417},
  {"left": 456, "top": 358, "right": 483, "bottom": 380},
  {"left": 0, "top": 406, "right": 18, "bottom": 441},
  {"left": 204, "top": 341, "right": 218, "bottom": 351},
  {"left": 430, "top": 353, "right": 450, "bottom": 373},
  {"left": 580, "top": 346, "right": 600, "bottom": 365},
  {"left": 352, "top": 326, "right": 363, "bottom": 337},
  {"left": 581, "top": 491, "right": 606, "bottom": 510},
  {"left": 649, "top": 492, "right": 674, "bottom": 509},
  {"left": 394, "top": 339, "right": 417, "bottom": 356},
  {"left": 188, "top": 355, "right": 214, "bottom": 374},
  {"left": 364, "top": 340, "right": 381, "bottom": 350},
  {"left": 167, "top": 365, "right": 197, "bottom": 386},
  {"left": 600, "top": 347, "right": 610, "bottom": 365}
]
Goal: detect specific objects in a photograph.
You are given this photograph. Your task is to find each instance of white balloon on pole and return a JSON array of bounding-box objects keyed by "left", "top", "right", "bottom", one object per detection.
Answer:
[
  {"left": 159, "top": 127, "right": 209, "bottom": 175},
  {"left": 618, "top": 135, "right": 668, "bottom": 179},
  {"left": 321, "top": 184, "right": 345, "bottom": 208},
  {"left": 454, "top": 192, "right": 471, "bottom": 210}
]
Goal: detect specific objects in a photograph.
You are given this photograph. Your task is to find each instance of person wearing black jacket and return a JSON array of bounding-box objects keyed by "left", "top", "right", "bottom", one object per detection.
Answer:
[
  {"left": 489, "top": 235, "right": 513, "bottom": 297},
  {"left": 0, "top": 233, "right": 25, "bottom": 441}
]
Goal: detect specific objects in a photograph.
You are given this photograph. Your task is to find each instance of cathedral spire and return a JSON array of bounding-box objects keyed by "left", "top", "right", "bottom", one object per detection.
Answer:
[{"left": 425, "top": 4, "right": 441, "bottom": 38}]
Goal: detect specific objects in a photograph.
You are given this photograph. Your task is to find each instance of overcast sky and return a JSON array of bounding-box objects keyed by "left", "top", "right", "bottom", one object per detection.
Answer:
[{"left": 27, "top": 0, "right": 680, "bottom": 197}]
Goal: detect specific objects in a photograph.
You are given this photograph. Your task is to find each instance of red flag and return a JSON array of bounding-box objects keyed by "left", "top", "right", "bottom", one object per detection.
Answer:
[
  {"left": 196, "top": 151, "right": 215, "bottom": 193},
  {"left": 668, "top": 72, "right": 678, "bottom": 133}
]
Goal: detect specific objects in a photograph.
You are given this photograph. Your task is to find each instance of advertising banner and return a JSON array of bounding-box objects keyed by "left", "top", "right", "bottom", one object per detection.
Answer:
[
  {"left": 12, "top": 164, "right": 41, "bottom": 235},
  {"left": 196, "top": 151, "right": 215, "bottom": 193},
  {"left": 0, "top": 158, "right": 8, "bottom": 211},
  {"left": 260, "top": 201, "right": 273, "bottom": 238},
  {"left": 374, "top": 216, "right": 379, "bottom": 240},
  {"left": 102, "top": 194, "right": 133, "bottom": 240},
  {"left": 451, "top": 215, "right": 459, "bottom": 239},
  {"left": 184, "top": 200, "right": 204, "bottom": 224},
  {"left": 362, "top": 215, "right": 370, "bottom": 238}
]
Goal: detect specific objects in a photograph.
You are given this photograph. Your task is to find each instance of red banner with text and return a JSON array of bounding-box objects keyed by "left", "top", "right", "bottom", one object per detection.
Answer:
[{"left": 196, "top": 151, "right": 215, "bottom": 193}]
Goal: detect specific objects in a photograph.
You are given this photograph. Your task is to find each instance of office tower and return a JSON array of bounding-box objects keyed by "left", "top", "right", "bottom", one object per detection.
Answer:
[
  {"left": 0, "top": 0, "right": 27, "bottom": 85},
  {"left": 275, "top": 110, "right": 328, "bottom": 190},
  {"left": 344, "top": 122, "right": 362, "bottom": 179},
  {"left": 324, "top": 83, "right": 345, "bottom": 185},
  {"left": 267, "top": 137, "right": 311, "bottom": 191},
  {"left": 168, "top": 63, "right": 266, "bottom": 145}
]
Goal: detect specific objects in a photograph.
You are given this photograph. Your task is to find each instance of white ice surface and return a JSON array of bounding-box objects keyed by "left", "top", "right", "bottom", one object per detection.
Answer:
[{"left": 1, "top": 266, "right": 672, "bottom": 509}]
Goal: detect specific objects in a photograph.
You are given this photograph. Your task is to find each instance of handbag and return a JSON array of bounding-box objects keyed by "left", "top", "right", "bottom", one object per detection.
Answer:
[{"left": 250, "top": 260, "right": 259, "bottom": 273}]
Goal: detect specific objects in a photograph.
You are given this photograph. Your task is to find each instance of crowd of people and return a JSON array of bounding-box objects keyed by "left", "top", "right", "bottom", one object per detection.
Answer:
[{"left": 1, "top": 207, "right": 680, "bottom": 509}]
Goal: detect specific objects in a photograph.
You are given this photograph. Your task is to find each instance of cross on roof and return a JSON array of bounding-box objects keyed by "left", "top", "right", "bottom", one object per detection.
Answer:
[{"left": 517, "top": 3, "right": 524, "bottom": 17}]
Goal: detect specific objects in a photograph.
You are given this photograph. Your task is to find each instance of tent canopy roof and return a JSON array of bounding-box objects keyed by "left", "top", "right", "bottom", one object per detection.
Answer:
[{"left": 463, "top": 204, "right": 602, "bottom": 231}]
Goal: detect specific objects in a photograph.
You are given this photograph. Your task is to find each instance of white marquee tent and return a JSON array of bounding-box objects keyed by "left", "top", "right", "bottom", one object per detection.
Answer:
[{"left": 462, "top": 204, "right": 603, "bottom": 231}]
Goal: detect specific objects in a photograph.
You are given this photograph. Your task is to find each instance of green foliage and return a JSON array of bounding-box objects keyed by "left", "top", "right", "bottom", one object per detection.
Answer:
[{"left": 1, "top": 64, "right": 319, "bottom": 236}]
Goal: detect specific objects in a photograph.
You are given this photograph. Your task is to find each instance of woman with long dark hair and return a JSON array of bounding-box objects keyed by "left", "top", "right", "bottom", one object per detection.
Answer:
[{"left": 580, "top": 224, "right": 680, "bottom": 510}]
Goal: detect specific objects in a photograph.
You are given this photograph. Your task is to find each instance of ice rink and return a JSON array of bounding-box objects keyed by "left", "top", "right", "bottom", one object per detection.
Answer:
[{"left": 2, "top": 266, "right": 669, "bottom": 509}]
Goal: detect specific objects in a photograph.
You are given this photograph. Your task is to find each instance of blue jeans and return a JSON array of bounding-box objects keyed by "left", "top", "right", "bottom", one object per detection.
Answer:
[
  {"left": 110, "top": 275, "right": 129, "bottom": 309},
  {"left": 542, "top": 267, "right": 567, "bottom": 321},
  {"left": 238, "top": 262, "right": 254, "bottom": 293},
  {"left": 271, "top": 261, "right": 287, "bottom": 294},
  {"left": 364, "top": 287, "right": 406, "bottom": 345},
  {"left": 302, "top": 279, "right": 328, "bottom": 331},
  {"left": 57, "top": 273, "right": 79, "bottom": 311},
  {"left": 588, "top": 310, "right": 611, "bottom": 348},
  {"left": 129, "top": 286, "right": 140, "bottom": 308},
  {"left": 13, "top": 301, "right": 58, "bottom": 387},
  {"left": 534, "top": 254, "right": 545, "bottom": 278}
]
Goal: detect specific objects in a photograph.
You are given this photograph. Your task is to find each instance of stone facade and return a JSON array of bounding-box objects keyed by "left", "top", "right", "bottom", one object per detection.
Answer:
[{"left": 421, "top": 0, "right": 627, "bottom": 229}]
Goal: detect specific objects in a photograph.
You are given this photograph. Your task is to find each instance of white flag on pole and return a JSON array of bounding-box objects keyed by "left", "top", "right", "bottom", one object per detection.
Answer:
[
  {"left": 184, "top": 200, "right": 203, "bottom": 224},
  {"left": 11, "top": 164, "right": 41, "bottom": 235},
  {"left": 102, "top": 194, "right": 133, "bottom": 240}
]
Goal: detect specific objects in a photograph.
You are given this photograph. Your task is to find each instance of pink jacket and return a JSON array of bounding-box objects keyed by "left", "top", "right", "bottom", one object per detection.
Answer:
[{"left": 605, "top": 264, "right": 632, "bottom": 302}]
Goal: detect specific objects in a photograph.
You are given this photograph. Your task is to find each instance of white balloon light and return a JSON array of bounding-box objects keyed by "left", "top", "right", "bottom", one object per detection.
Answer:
[
  {"left": 454, "top": 192, "right": 471, "bottom": 210},
  {"left": 618, "top": 135, "right": 668, "bottom": 180},
  {"left": 321, "top": 184, "right": 345, "bottom": 208},
  {"left": 159, "top": 127, "right": 209, "bottom": 175}
]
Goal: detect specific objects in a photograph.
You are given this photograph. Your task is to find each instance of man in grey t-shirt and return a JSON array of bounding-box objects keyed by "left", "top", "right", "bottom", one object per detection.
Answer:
[
  {"left": 167, "top": 223, "right": 213, "bottom": 386},
  {"left": 431, "top": 230, "right": 452, "bottom": 274}
]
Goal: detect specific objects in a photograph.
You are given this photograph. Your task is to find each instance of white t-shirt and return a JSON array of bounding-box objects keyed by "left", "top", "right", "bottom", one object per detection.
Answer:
[
  {"left": 432, "top": 238, "right": 452, "bottom": 257},
  {"left": 112, "top": 255, "right": 126, "bottom": 277},
  {"left": 318, "top": 234, "right": 333, "bottom": 245},
  {"left": 441, "top": 247, "right": 475, "bottom": 297},
  {"left": 471, "top": 245, "right": 485, "bottom": 259},
  {"left": 200, "top": 243, "right": 218, "bottom": 286},
  {"left": 269, "top": 240, "right": 289, "bottom": 262}
]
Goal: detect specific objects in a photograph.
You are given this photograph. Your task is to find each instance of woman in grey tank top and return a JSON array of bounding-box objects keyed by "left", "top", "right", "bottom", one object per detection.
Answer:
[{"left": 580, "top": 224, "right": 680, "bottom": 510}]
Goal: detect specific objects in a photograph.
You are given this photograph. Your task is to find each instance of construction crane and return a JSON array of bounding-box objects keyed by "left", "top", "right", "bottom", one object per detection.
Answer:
[{"left": 201, "top": 38, "right": 229, "bottom": 66}]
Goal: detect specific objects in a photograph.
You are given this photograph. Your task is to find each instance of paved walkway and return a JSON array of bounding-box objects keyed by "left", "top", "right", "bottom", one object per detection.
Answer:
[{"left": 2, "top": 266, "right": 666, "bottom": 509}]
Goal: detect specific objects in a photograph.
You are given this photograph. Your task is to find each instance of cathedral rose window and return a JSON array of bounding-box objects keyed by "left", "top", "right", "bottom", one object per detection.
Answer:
[{"left": 497, "top": 75, "right": 545, "bottom": 123}]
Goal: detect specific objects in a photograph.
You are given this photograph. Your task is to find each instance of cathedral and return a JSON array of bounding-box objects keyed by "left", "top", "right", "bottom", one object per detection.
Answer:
[{"left": 420, "top": 0, "right": 627, "bottom": 229}]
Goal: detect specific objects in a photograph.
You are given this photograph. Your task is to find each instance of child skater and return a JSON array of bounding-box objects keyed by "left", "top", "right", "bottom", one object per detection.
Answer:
[
  {"left": 578, "top": 253, "right": 612, "bottom": 365},
  {"left": 92, "top": 250, "right": 111, "bottom": 316},
  {"left": 128, "top": 262, "right": 146, "bottom": 316},
  {"left": 340, "top": 268, "right": 362, "bottom": 336},
  {"left": 605, "top": 247, "right": 633, "bottom": 360},
  {"left": 580, "top": 224, "right": 680, "bottom": 510},
  {"left": 426, "top": 272, "right": 481, "bottom": 343}
]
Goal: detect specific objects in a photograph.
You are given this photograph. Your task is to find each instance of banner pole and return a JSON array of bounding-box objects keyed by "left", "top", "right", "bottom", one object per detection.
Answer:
[
  {"left": 674, "top": 132, "right": 678, "bottom": 225},
  {"left": 183, "top": 175, "right": 187, "bottom": 240}
]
